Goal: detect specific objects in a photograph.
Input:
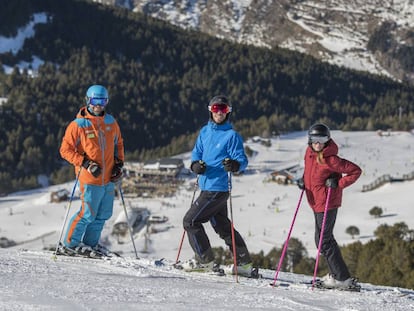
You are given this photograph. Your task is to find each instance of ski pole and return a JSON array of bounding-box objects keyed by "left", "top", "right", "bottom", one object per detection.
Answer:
[
  {"left": 311, "top": 187, "right": 332, "bottom": 289},
  {"left": 52, "top": 167, "right": 82, "bottom": 259},
  {"left": 228, "top": 171, "right": 239, "bottom": 283},
  {"left": 271, "top": 189, "right": 305, "bottom": 287},
  {"left": 118, "top": 184, "right": 139, "bottom": 259},
  {"left": 175, "top": 176, "right": 199, "bottom": 264}
]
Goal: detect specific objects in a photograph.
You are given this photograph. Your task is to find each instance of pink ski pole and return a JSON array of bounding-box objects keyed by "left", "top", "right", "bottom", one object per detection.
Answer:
[
  {"left": 271, "top": 189, "right": 305, "bottom": 287},
  {"left": 311, "top": 187, "right": 332, "bottom": 289},
  {"left": 175, "top": 230, "right": 186, "bottom": 264},
  {"left": 175, "top": 176, "right": 199, "bottom": 264}
]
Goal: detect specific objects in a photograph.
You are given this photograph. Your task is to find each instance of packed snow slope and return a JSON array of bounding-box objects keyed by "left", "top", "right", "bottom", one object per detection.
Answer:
[{"left": 1, "top": 249, "right": 414, "bottom": 310}]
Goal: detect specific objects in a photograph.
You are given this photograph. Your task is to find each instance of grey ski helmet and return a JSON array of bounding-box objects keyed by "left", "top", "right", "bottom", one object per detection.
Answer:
[
  {"left": 208, "top": 95, "right": 232, "bottom": 122},
  {"left": 308, "top": 123, "right": 330, "bottom": 145}
]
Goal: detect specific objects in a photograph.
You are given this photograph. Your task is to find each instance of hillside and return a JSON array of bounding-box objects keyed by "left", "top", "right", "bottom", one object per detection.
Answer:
[
  {"left": 0, "top": 0, "right": 413, "bottom": 194},
  {"left": 107, "top": 0, "right": 414, "bottom": 85}
]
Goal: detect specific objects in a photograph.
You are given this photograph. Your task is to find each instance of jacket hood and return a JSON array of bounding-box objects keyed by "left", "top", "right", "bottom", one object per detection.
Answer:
[
  {"left": 320, "top": 139, "right": 338, "bottom": 157},
  {"left": 77, "top": 106, "right": 105, "bottom": 119},
  {"left": 208, "top": 120, "right": 232, "bottom": 131}
]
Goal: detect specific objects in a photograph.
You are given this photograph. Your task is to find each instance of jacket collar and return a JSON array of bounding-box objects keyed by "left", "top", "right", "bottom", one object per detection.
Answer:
[
  {"left": 77, "top": 106, "right": 105, "bottom": 119},
  {"left": 208, "top": 120, "right": 232, "bottom": 131}
]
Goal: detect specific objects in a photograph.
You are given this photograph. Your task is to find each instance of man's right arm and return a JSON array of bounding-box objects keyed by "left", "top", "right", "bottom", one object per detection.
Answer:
[{"left": 60, "top": 122, "right": 84, "bottom": 167}]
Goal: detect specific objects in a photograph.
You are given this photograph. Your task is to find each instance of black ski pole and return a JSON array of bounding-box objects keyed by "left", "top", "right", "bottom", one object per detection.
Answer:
[
  {"left": 53, "top": 167, "right": 82, "bottom": 260},
  {"left": 118, "top": 184, "right": 139, "bottom": 259},
  {"left": 228, "top": 171, "right": 239, "bottom": 283}
]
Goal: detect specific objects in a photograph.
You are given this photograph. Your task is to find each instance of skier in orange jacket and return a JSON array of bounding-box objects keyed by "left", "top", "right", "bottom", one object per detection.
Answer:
[{"left": 59, "top": 85, "right": 124, "bottom": 254}]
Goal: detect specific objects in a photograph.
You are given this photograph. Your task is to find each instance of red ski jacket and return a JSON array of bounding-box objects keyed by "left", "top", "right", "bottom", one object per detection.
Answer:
[{"left": 303, "top": 139, "right": 361, "bottom": 213}]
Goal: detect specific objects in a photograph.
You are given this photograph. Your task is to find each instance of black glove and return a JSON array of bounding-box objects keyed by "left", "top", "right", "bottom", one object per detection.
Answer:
[
  {"left": 190, "top": 160, "right": 206, "bottom": 175},
  {"left": 111, "top": 157, "right": 124, "bottom": 183},
  {"left": 222, "top": 158, "right": 240, "bottom": 172},
  {"left": 82, "top": 158, "right": 102, "bottom": 178},
  {"left": 325, "top": 177, "right": 339, "bottom": 188},
  {"left": 296, "top": 178, "right": 305, "bottom": 190}
]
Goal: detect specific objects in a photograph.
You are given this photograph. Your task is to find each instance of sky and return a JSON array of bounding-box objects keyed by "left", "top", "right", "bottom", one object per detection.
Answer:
[{"left": 1, "top": 130, "right": 414, "bottom": 310}]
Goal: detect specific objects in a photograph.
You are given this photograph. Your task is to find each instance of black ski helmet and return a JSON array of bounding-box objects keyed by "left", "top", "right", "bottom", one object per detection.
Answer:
[
  {"left": 208, "top": 95, "right": 232, "bottom": 122},
  {"left": 308, "top": 123, "right": 330, "bottom": 144}
]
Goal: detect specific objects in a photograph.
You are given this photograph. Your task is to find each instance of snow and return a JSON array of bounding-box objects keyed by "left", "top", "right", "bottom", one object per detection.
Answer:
[
  {"left": 1, "top": 130, "right": 414, "bottom": 310},
  {"left": 0, "top": 12, "right": 47, "bottom": 75},
  {"left": 129, "top": 0, "right": 412, "bottom": 80}
]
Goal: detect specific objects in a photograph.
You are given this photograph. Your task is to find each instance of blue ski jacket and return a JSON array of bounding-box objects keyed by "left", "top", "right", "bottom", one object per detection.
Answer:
[{"left": 191, "top": 121, "right": 248, "bottom": 192}]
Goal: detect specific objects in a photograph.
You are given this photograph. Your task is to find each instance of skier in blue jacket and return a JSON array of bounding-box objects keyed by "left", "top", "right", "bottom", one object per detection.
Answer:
[{"left": 182, "top": 95, "right": 253, "bottom": 276}]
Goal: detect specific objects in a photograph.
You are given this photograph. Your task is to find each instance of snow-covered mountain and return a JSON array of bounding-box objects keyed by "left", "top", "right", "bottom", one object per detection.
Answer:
[{"left": 99, "top": 0, "right": 414, "bottom": 84}]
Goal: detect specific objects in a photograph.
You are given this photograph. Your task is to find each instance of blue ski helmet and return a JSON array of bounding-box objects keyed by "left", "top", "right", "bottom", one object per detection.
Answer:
[{"left": 85, "top": 85, "right": 109, "bottom": 106}]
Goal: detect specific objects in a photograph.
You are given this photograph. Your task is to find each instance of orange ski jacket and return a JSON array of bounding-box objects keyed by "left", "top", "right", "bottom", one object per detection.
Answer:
[{"left": 60, "top": 106, "right": 124, "bottom": 185}]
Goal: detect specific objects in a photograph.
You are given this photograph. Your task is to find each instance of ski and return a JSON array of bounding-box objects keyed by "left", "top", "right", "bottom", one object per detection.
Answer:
[
  {"left": 269, "top": 279, "right": 361, "bottom": 292},
  {"left": 270, "top": 281, "right": 311, "bottom": 290},
  {"left": 155, "top": 258, "right": 260, "bottom": 279},
  {"left": 270, "top": 279, "right": 361, "bottom": 292},
  {"left": 313, "top": 279, "right": 361, "bottom": 292},
  {"left": 93, "top": 245, "right": 123, "bottom": 258},
  {"left": 55, "top": 247, "right": 103, "bottom": 259},
  {"left": 172, "top": 261, "right": 225, "bottom": 276},
  {"left": 55, "top": 243, "right": 122, "bottom": 260},
  {"left": 220, "top": 265, "right": 261, "bottom": 279},
  {"left": 152, "top": 258, "right": 363, "bottom": 291}
]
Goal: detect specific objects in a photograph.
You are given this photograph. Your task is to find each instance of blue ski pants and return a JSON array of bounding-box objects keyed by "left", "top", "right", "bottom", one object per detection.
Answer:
[{"left": 64, "top": 182, "right": 115, "bottom": 248}]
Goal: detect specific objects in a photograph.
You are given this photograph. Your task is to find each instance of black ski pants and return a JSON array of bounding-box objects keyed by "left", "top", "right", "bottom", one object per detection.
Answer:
[
  {"left": 314, "top": 208, "right": 350, "bottom": 281},
  {"left": 183, "top": 190, "right": 251, "bottom": 265}
]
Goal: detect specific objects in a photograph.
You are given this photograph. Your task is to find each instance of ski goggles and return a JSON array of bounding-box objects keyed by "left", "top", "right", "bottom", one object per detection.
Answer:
[
  {"left": 309, "top": 136, "right": 330, "bottom": 144},
  {"left": 209, "top": 103, "right": 232, "bottom": 114},
  {"left": 88, "top": 97, "right": 108, "bottom": 107}
]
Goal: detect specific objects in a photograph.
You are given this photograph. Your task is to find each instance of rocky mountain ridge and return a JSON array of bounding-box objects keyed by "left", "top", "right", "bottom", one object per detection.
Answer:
[{"left": 97, "top": 0, "right": 414, "bottom": 84}]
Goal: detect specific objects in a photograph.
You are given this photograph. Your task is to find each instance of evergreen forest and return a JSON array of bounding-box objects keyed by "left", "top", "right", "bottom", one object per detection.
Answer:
[{"left": 1, "top": 0, "right": 414, "bottom": 193}]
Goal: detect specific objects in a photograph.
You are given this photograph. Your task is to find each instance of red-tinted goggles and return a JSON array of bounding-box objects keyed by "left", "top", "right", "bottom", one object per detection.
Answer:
[
  {"left": 88, "top": 97, "right": 108, "bottom": 107},
  {"left": 209, "top": 103, "right": 232, "bottom": 114}
]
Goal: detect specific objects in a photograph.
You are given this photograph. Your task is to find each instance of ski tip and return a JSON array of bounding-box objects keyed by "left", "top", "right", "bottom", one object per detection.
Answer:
[
  {"left": 154, "top": 258, "right": 165, "bottom": 266},
  {"left": 313, "top": 280, "right": 362, "bottom": 292},
  {"left": 269, "top": 282, "right": 290, "bottom": 288},
  {"left": 249, "top": 268, "right": 261, "bottom": 279}
]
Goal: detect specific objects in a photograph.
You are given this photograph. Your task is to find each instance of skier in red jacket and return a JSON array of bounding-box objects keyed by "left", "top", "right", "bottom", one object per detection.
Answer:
[{"left": 298, "top": 123, "right": 361, "bottom": 289}]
